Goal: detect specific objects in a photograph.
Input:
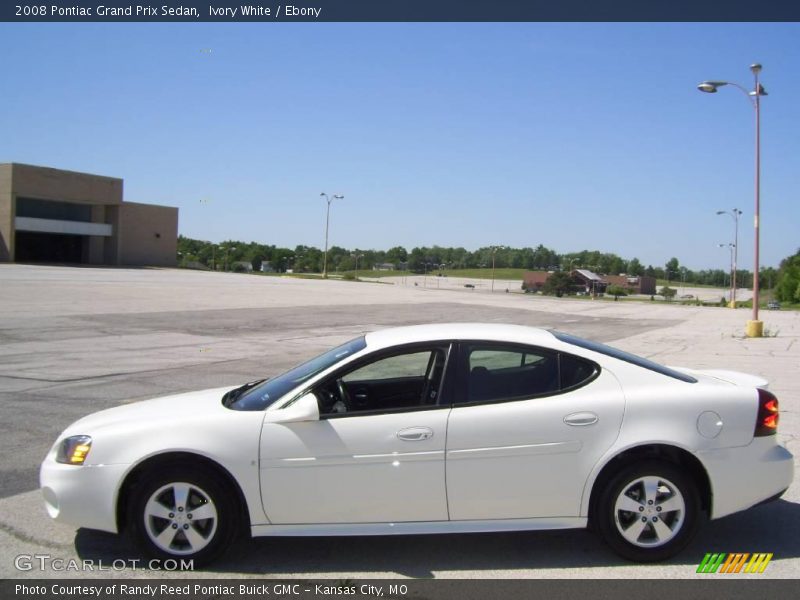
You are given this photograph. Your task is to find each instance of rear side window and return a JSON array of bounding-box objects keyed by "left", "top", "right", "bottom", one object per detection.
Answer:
[
  {"left": 559, "top": 352, "right": 598, "bottom": 390},
  {"left": 465, "top": 343, "right": 601, "bottom": 404}
]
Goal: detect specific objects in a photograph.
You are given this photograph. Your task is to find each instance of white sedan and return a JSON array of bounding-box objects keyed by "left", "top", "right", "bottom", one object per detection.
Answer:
[{"left": 40, "top": 324, "right": 793, "bottom": 565}]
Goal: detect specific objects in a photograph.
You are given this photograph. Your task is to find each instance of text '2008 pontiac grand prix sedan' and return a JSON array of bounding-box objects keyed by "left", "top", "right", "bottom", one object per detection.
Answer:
[{"left": 41, "top": 324, "right": 793, "bottom": 565}]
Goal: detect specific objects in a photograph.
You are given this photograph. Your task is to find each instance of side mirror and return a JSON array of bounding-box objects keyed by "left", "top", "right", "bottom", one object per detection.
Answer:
[{"left": 263, "top": 392, "right": 320, "bottom": 424}]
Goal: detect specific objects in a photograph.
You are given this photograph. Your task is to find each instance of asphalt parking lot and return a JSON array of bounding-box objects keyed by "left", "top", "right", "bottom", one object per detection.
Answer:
[{"left": 0, "top": 264, "right": 797, "bottom": 579}]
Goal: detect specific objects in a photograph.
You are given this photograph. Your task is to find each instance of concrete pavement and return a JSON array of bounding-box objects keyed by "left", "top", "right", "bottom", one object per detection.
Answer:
[{"left": 0, "top": 264, "right": 796, "bottom": 579}]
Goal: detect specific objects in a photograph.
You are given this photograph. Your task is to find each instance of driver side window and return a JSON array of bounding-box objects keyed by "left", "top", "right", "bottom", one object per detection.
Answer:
[{"left": 317, "top": 345, "right": 450, "bottom": 417}]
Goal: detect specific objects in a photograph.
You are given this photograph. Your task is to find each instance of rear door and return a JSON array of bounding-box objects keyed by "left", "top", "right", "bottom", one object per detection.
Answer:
[{"left": 445, "top": 343, "right": 625, "bottom": 520}]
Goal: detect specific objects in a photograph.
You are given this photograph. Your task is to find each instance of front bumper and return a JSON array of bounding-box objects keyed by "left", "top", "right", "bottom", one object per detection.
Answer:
[
  {"left": 40, "top": 457, "right": 129, "bottom": 534},
  {"left": 699, "top": 437, "right": 794, "bottom": 520}
]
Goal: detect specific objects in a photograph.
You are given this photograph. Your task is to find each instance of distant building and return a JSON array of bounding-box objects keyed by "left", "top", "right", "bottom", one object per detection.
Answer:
[
  {"left": 0, "top": 163, "right": 178, "bottom": 266},
  {"left": 522, "top": 270, "right": 552, "bottom": 292},
  {"left": 605, "top": 275, "right": 657, "bottom": 295},
  {"left": 260, "top": 261, "right": 275, "bottom": 273},
  {"left": 373, "top": 263, "right": 396, "bottom": 271},
  {"left": 572, "top": 269, "right": 608, "bottom": 295},
  {"left": 524, "top": 269, "right": 653, "bottom": 296}
]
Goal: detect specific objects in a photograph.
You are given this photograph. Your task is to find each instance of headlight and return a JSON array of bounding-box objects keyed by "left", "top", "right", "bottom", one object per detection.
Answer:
[{"left": 56, "top": 435, "right": 92, "bottom": 465}]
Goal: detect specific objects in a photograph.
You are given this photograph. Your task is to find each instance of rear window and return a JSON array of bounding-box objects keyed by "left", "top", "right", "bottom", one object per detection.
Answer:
[{"left": 552, "top": 331, "right": 697, "bottom": 384}]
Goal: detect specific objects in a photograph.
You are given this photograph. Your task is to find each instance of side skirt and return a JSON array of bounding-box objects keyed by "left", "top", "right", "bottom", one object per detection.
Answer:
[{"left": 251, "top": 517, "right": 587, "bottom": 537}]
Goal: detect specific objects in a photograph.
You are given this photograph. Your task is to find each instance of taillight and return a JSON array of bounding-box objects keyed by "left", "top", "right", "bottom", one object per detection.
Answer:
[{"left": 755, "top": 388, "right": 779, "bottom": 437}]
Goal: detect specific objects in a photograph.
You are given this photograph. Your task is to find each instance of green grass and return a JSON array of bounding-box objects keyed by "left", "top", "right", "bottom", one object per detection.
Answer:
[
  {"left": 357, "top": 270, "right": 414, "bottom": 278},
  {"left": 439, "top": 268, "right": 528, "bottom": 280},
  {"left": 354, "top": 268, "right": 528, "bottom": 280},
  {"left": 655, "top": 279, "right": 725, "bottom": 289}
]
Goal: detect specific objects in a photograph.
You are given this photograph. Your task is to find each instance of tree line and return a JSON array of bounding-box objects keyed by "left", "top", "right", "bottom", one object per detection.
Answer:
[{"left": 176, "top": 235, "right": 793, "bottom": 295}]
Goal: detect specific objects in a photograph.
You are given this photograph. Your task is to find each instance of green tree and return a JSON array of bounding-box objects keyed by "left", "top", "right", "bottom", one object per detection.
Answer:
[
  {"left": 385, "top": 246, "right": 408, "bottom": 266},
  {"left": 542, "top": 271, "right": 574, "bottom": 297},
  {"left": 627, "top": 257, "right": 644, "bottom": 276},
  {"left": 408, "top": 247, "right": 426, "bottom": 273},
  {"left": 606, "top": 285, "right": 628, "bottom": 300},
  {"left": 606, "top": 255, "right": 626, "bottom": 276},
  {"left": 665, "top": 257, "right": 680, "bottom": 282},
  {"left": 775, "top": 250, "right": 800, "bottom": 303},
  {"left": 659, "top": 286, "right": 677, "bottom": 301}
]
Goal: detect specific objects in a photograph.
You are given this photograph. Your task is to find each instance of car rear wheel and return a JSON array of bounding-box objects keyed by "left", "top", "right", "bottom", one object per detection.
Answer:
[
  {"left": 128, "top": 467, "right": 239, "bottom": 566},
  {"left": 595, "top": 461, "right": 702, "bottom": 562}
]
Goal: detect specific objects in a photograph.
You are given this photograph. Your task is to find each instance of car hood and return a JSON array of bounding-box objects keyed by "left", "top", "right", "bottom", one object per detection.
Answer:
[
  {"left": 62, "top": 386, "right": 238, "bottom": 436},
  {"left": 670, "top": 367, "right": 769, "bottom": 389}
]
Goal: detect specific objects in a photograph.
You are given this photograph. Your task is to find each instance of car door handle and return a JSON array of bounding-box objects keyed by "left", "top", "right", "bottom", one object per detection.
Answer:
[
  {"left": 397, "top": 426, "right": 434, "bottom": 441},
  {"left": 564, "top": 412, "right": 599, "bottom": 426}
]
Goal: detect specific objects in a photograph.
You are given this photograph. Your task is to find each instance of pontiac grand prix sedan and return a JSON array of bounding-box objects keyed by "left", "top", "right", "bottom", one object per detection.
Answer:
[{"left": 41, "top": 324, "right": 793, "bottom": 565}]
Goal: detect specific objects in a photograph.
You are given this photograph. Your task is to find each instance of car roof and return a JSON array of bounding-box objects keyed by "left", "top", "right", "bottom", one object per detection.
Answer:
[{"left": 364, "top": 323, "right": 558, "bottom": 350}]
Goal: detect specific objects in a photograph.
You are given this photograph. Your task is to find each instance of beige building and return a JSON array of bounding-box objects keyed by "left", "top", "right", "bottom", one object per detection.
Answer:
[{"left": 0, "top": 163, "right": 178, "bottom": 266}]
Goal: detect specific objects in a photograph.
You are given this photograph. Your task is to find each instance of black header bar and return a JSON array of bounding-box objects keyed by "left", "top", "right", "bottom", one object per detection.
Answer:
[{"left": 3, "top": 0, "right": 800, "bottom": 23}]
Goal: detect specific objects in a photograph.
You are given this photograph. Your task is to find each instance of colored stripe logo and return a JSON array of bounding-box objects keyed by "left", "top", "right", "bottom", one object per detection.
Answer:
[{"left": 697, "top": 553, "right": 773, "bottom": 574}]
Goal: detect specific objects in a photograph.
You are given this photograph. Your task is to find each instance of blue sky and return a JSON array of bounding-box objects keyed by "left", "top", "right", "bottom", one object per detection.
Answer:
[{"left": 1, "top": 23, "right": 798, "bottom": 269}]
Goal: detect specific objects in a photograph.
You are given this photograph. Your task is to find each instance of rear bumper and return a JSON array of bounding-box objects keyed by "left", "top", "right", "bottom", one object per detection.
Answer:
[{"left": 699, "top": 438, "right": 794, "bottom": 519}]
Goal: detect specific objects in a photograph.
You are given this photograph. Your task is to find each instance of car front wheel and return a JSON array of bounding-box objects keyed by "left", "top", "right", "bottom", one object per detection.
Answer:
[
  {"left": 595, "top": 461, "right": 702, "bottom": 562},
  {"left": 128, "top": 467, "right": 238, "bottom": 566}
]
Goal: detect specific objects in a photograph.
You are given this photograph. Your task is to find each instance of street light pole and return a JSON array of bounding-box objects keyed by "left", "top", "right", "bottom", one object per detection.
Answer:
[
  {"left": 718, "top": 243, "right": 735, "bottom": 302},
  {"left": 753, "top": 65, "right": 762, "bottom": 327},
  {"left": 716, "top": 208, "right": 742, "bottom": 306},
  {"left": 491, "top": 246, "right": 505, "bottom": 292},
  {"left": 698, "top": 64, "right": 767, "bottom": 336},
  {"left": 320, "top": 192, "right": 344, "bottom": 279},
  {"left": 351, "top": 252, "right": 363, "bottom": 281},
  {"left": 224, "top": 245, "right": 236, "bottom": 272}
]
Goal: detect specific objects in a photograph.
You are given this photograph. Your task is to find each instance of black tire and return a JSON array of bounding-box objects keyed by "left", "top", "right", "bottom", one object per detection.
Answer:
[
  {"left": 128, "top": 466, "right": 239, "bottom": 567},
  {"left": 594, "top": 460, "right": 703, "bottom": 562}
]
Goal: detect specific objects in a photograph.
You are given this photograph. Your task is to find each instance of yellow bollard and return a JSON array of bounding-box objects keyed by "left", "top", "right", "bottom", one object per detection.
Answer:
[{"left": 745, "top": 320, "right": 764, "bottom": 338}]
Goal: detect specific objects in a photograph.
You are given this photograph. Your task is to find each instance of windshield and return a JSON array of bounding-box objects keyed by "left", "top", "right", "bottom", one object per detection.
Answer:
[
  {"left": 227, "top": 336, "right": 367, "bottom": 411},
  {"left": 551, "top": 331, "right": 697, "bottom": 384}
]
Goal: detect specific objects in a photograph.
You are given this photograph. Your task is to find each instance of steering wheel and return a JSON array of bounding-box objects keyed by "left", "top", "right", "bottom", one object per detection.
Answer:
[{"left": 335, "top": 378, "right": 353, "bottom": 412}]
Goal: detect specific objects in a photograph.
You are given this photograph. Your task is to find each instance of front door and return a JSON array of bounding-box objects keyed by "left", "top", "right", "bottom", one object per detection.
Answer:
[{"left": 260, "top": 343, "right": 453, "bottom": 524}]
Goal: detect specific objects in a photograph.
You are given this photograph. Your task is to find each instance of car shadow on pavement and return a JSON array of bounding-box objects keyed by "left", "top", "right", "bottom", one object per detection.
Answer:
[{"left": 74, "top": 499, "right": 799, "bottom": 577}]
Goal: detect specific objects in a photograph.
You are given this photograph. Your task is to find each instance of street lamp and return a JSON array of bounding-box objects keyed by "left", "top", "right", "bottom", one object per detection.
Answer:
[
  {"left": 224, "top": 245, "right": 237, "bottom": 272},
  {"left": 698, "top": 64, "right": 767, "bottom": 336},
  {"left": 718, "top": 243, "right": 735, "bottom": 303},
  {"left": 351, "top": 252, "right": 363, "bottom": 281},
  {"left": 716, "top": 208, "right": 742, "bottom": 307},
  {"left": 490, "top": 246, "right": 505, "bottom": 292},
  {"left": 320, "top": 192, "right": 344, "bottom": 279}
]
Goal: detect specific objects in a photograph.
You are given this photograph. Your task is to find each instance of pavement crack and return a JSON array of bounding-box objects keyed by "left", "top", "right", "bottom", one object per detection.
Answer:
[{"left": 0, "top": 519, "right": 72, "bottom": 550}]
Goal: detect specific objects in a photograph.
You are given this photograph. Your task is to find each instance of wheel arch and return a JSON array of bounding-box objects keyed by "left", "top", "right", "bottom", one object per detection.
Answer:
[
  {"left": 115, "top": 451, "right": 251, "bottom": 535},
  {"left": 587, "top": 443, "right": 712, "bottom": 525}
]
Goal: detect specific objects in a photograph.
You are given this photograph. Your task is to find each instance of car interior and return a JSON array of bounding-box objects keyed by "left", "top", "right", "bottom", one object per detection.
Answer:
[
  {"left": 467, "top": 348, "right": 560, "bottom": 402},
  {"left": 316, "top": 347, "right": 448, "bottom": 416}
]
